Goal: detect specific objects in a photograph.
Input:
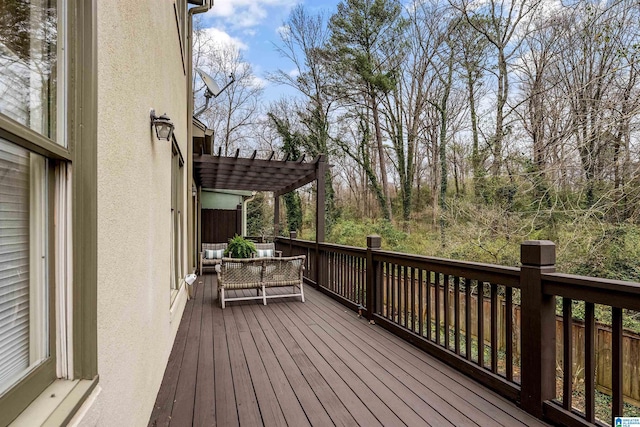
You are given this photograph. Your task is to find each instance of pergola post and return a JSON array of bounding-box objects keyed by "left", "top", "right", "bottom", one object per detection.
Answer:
[
  {"left": 273, "top": 192, "right": 280, "bottom": 239},
  {"left": 315, "top": 155, "right": 326, "bottom": 288},
  {"left": 315, "top": 155, "right": 326, "bottom": 243}
]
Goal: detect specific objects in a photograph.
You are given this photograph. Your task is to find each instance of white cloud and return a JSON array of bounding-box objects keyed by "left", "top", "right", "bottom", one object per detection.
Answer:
[
  {"left": 207, "top": 0, "right": 299, "bottom": 29},
  {"left": 288, "top": 68, "right": 300, "bottom": 78},
  {"left": 251, "top": 75, "right": 268, "bottom": 89},
  {"left": 203, "top": 27, "right": 248, "bottom": 51},
  {"left": 276, "top": 25, "right": 291, "bottom": 38}
]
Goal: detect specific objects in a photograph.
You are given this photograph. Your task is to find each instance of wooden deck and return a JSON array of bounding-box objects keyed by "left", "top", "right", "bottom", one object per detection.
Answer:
[{"left": 148, "top": 274, "right": 549, "bottom": 426}]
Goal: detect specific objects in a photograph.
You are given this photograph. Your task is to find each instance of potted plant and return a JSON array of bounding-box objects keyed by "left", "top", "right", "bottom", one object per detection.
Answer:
[{"left": 224, "top": 235, "right": 257, "bottom": 258}]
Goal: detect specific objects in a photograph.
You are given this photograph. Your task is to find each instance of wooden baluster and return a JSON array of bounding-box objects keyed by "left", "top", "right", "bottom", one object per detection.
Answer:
[
  {"left": 419, "top": 269, "right": 424, "bottom": 337},
  {"left": 466, "top": 279, "right": 472, "bottom": 361},
  {"left": 585, "top": 302, "right": 595, "bottom": 423},
  {"left": 392, "top": 264, "right": 397, "bottom": 323},
  {"left": 491, "top": 283, "right": 498, "bottom": 372},
  {"left": 436, "top": 273, "right": 441, "bottom": 346},
  {"left": 506, "top": 287, "right": 513, "bottom": 382},
  {"left": 444, "top": 275, "right": 450, "bottom": 350},
  {"left": 403, "top": 266, "right": 409, "bottom": 328},
  {"left": 478, "top": 281, "right": 484, "bottom": 366},
  {"left": 454, "top": 276, "right": 460, "bottom": 355},
  {"left": 562, "top": 298, "right": 572, "bottom": 410},
  {"left": 386, "top": 263, "right": 391, "bottom": 321},
  {"left": 409, "top": 267, "right": 417, "bottom": 332},
  {"left": 612, "top": 307, "right": 623, "bottom": 426},
  {"left": 426, "top": 271, "right": 432, "bottom": 341}
]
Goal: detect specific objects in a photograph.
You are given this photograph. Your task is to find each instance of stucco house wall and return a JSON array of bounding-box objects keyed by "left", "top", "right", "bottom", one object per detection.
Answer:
[{"left": 76, "top": 1, "right": 190, "bottom": 425}]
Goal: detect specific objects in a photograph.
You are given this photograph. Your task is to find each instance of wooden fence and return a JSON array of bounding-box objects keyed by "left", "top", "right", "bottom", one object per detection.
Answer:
[{"left": 557, "top": 318, "right": 640, "bottom": 407}]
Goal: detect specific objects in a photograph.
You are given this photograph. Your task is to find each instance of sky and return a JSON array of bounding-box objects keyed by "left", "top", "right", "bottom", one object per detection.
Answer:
[{"left": 196, "top": 0, "right": 340, "bottom": 102}]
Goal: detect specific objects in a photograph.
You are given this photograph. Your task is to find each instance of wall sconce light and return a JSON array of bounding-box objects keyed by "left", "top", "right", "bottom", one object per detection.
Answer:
[{"left": 150, "top": 109, "right": 174, "bottom": 141}]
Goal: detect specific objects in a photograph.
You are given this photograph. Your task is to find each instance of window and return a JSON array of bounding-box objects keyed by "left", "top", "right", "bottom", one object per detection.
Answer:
[
  {"left": 0, "top": 0, "right": 64, "bottom": 145},
  {"left": 171, "top": 140, "right": 184, "bottom": 299},
  {"left": 0, "top": 2, "right": 61, "bottom": 417},
  {"left": 0, "top": 1, "right": 97, "bottom": 424}
]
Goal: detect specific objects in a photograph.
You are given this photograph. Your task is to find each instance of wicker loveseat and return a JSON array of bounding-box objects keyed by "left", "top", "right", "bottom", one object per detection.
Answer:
[
  {"left": 216, "top": 255, "right": 305, "bottom": 308},
  {"left": 200, "top": 243, "right": 227, "bottom": 274}
]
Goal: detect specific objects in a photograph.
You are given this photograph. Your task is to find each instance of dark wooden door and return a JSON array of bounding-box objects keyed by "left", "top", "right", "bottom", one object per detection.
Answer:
[{"left": 201, "top": 209, "right": 240, "bottom": 243}]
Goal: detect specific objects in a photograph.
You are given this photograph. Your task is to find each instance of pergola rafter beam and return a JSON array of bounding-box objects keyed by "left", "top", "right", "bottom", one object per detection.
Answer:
[{"left": 194, "top": 153, "right": 328, "bottom": 242}]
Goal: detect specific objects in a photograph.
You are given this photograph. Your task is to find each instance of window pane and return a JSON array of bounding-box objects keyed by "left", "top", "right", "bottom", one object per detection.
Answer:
[
  {"left": 0, "top": 137, "right": 49, "bottom": 397},
  {"left": 0, "top": 0, "right": 60, "bottom": 142}
]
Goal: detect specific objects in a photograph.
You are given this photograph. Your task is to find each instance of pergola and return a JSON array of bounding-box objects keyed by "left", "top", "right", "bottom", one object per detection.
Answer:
[{"left": 193, "top": 151, "right": 327, "bottom": 242}]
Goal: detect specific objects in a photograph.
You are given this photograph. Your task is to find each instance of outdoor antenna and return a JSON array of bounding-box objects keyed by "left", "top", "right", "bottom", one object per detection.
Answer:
[{"left": 194, "top": 68, "right": 235, "bottom": 117}]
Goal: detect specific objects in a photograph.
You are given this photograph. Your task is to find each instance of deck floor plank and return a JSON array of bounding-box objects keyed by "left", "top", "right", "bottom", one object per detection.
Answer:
[
  {"left": 308, "top": 292, "right": 495, "bottom": 425},
  {"left": 147, "top": 279, "right": 197, "bottom": 427},
  {"left": 193, "top": 276, "right": 215, "bottom": 427},
  {"left": 258, "top": 302, "right": 358, "bottom": 426},
  {"left": 273, "top": 301, "right": 407, "bottom": 426},
  {"left": 269, "top": 302, "right": 386, "bottom": 427},
  {"left": 168, "top": 275, "right": 205, "bottom": 426},
  {"left": 252, "top": 306, "right": 336, "bottom": 426},
  {"left": 302, "top": 312, "right": 452, "bottom": 426},
  {"left": 306, "top": 285, "right": 548, "bottom": 427},
  {"left": 222, "top": 305, "right": 263, "bottom": 426},
  {"left": 241, "top": 305, "right": 312, "bottom": 427},
  {"left": 211, "top": 278, "right": 239, "bottom": 427},
  {"left": 232, "top": 305, "right": 289, "bottom": 427},
  {"left": 149, "top": 274, "right": 551, "bottom": 427}
]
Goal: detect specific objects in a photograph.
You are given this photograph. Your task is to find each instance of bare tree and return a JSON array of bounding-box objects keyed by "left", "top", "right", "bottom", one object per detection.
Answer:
[
  {"left": 268, "top": 5, "right": 338, "bottom": 230},
  {"left": 453, "top": 0, "right": 542, "bottom": 176},
  {"left": 195, "top": 42, "right": 263, "bottom": 156},
  {"left": 326, "top": 0, "right": 408, "bottom": 220}
]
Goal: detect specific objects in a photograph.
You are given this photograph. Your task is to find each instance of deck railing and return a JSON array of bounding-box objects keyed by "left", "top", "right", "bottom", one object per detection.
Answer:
[
  {"left": 541, "top": 272, "right": 640, "bottom": 426},
  {"left": 275, "top": 234, "right": 640, "bottom": 427}
]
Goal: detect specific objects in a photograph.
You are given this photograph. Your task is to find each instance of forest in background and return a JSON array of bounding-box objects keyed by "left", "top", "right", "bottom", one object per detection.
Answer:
[{"left": 194, "top": 0, "right": 640, "bottom": 283}]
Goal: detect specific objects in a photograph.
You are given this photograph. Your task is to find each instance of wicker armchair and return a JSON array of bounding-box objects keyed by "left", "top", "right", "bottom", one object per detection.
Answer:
[{"left": 200, "top": 243, "right": 227, "bottom": 274}]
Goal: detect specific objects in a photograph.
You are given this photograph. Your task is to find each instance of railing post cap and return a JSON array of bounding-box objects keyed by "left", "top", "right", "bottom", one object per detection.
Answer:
[
  {"left": 521, "top": 240, "right": 556, "bottom": 266},
  {"left": 289, "top": 231, "right": 297, "bottom": 239},
  {"left": 367, "top": 235, "right": 382, "bottom": 249}
]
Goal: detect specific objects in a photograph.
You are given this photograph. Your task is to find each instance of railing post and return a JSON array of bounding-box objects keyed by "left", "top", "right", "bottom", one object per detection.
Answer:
[
  {"left": 520, "top": 240, "right": 556, "bottom": 418},
  {"left": 289, "top": 231, "right": 296, "bottom": 257},
  {"left": 366, "top": 235, "right": 381, "bottom": 323}
]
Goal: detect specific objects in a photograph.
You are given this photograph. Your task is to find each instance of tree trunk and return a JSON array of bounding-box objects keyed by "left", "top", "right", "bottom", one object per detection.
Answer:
[{"left": 372, "top": 96, "right": 392, "bottom": 220}]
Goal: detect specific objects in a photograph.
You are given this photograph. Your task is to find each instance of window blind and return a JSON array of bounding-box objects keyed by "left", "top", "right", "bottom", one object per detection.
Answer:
[
  {"left": 0, "top": 140, "right": 31, "bottom": 395},
  {"left": 0, "top": 139, "right": 47, "bottom": 396}
]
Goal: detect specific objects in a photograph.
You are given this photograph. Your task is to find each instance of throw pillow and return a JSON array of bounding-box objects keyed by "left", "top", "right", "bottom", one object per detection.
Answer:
[
  {"left": 257, "top": 249, "right": 273, "bottom": 257},
  {"left": 205, "top": 249, "right": 223, "bottom": 259},
  {"left": 212, "top": 249, "right": 223, "bottom": 259}
]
